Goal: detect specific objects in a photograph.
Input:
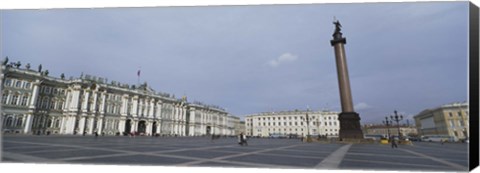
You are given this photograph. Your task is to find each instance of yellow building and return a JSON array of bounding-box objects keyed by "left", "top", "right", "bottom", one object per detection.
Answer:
[{"left": 414, "top": 102, "right": 469, "bottom": 141}]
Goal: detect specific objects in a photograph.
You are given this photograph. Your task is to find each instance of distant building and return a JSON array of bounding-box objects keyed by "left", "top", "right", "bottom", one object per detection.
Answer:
[
  {"left": 237, "top": 121, "right": 245, "bottom": 135},
  {"left": 362, "top": 124, "right": 417, "bottom": 137},
  {"left": 1, "top": 59, "right": 239, "bottom": 136},
  {"left": 244, "top": 110, "right": 339, "bottom": 137},
  {"left": 413, "top": 102, "right": 469, "bottom": 140}
]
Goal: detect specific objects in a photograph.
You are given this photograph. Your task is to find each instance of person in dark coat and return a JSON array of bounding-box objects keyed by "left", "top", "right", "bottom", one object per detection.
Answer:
[{"left": 391, "top": 136, "right": 398, "bottom": 148}]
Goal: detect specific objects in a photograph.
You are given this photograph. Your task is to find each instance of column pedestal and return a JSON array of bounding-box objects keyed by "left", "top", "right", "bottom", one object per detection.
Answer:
[{"left": 338, "top": 112, "right": 363, "bottom": 139}]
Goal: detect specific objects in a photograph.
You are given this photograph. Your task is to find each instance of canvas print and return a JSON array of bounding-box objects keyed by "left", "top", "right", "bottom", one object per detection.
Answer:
[{"left": 0, "top": 1, "right": 474, "bottom": 172}]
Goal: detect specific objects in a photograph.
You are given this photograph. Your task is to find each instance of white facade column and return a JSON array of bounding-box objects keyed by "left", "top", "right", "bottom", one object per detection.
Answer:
[
  {"left": 67, "top": 116, "right": 74, "bottom": 134},
  {"left": 146, "top": 121, "right": 152, "bottom": 135},
  {"left": 99, "top": 92, "right": 106, "bottom": 113},
  {"left": 119, "top": 119, "right": 125, "bottom": 134},
  {"left": 132, "top": 120, "right": 137, "bottom": 133},
  {"left": 156, "top": 121, "right": 161, "bottom": 134},
  {"left": 149, "top": 100, "right": 154, "bottom": 118},
  {"left": 59, "top": 116, "right": 66, "bottom": 134},
  {"left": 132, "top": 96, "right": 139, "bottom": 117},
  {"left": 97, "top": 117, "right": 104, "bottom": 134},
  {"left": 78, "top": 116, "right": 86, "bottom": 134},
  {"left": 81, "top": 90, "right": 90, "bottom": 112},
  {"left": 23, "top": 114, "right": 33, "bottom": 134},
  {"left": 87, "top": 117, "right": 95, "bottom": 134},
  {"left": 28, "top": 81, "right": 41, "bottom": 109}
]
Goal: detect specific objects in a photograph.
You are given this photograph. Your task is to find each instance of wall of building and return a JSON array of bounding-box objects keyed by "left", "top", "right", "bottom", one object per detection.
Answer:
[
  {"left": 1, "top": 63, "right": 238, "bottom": 136},
  {"left": 244, "top": 110, "right": 339, "bottom": 137},
  {"left": 414, "top": 102, "right": 469, "bottom": 140}
]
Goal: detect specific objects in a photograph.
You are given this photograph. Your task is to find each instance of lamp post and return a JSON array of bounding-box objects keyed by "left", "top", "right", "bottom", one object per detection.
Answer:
[
  {"left": 390, "top": 110, "right": 403, "bottom": 139},
  {"left": 383, "top": 117, "right": 392, "bottom": 139}
]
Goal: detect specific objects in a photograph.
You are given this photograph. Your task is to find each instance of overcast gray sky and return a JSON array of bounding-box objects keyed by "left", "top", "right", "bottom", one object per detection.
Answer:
[{"left": 1, "top": 2, "right": 469, "bottom": 124}]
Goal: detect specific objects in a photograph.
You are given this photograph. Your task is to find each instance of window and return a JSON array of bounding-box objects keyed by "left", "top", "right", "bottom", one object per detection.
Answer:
[
  {"left": 2, "top": 92, "right": 8, "bottom": 104},
  {"left": 459, "top": 120, "right": 464, "bottom": 127},
  {"left": 300, "top": 122, "right": 303, "bottom": 126},
  {"left": 42, "top": 97, "right": 49, "bottom": 109},
  {"left": 53, "top": 89, "right": 58, "bottom": 95},
  {"left": 313, "top": 122, "right": 316, "bottom": 125},
  {"left": 5, "top": 117, "right": 13, "bottom": 127},
  {"left": 15, "top": 81, "right": 22, "bottom": 88},
  {"left": 16, "top": 117, "right": 23, "bottom": 127},
  {"left": 449, "top": 120, "right": 454, "bottom": 128},
  {"left": 325, "top": 122, "right": 327, "bottom": 126},
  {"left": 289, "top": 122, "right": 292, "bottom": 125},
  {"left": 50, "top": 100, "right": 55, "bottom": 109},
  {"left": 45, "top": 87, "right": 51, "bottom": 94},
  {"left": 10, "top": 95, "right": 19, "bottom": 105},
  {"left": 457, "top": 111, "right": 462, "bottom": 117},
  {"left": 24, "top": 82, "right": 31, "bottom": 89},
  {"left": 329, "top": 122, "right": 332, "bottom": 126},
  {"left": 47, "top": 119, "right": 53, "bottom": 128},
  {"left": 55, "top": 119, "right": 60, "bottom": 128},
  {"left": 328, "top": 117, "right": 331, "bottom": 120},
  {"left": 295, "top": 122, "right": 297, "bottom": 126},
  {"left": 284, "top": 122, "right": 286, "bottom": 125},
  {"left": 58, "top": 101, "right": 63, "bottom": 110},
  {"left": 449, "top": 112, "right": 453, "bottom": 117},
  {"left": 5, "top": 79, "right": 12, "bottom": 86},
  {"left": 21, "top": 95, "right": 28, "bottom": 106}
]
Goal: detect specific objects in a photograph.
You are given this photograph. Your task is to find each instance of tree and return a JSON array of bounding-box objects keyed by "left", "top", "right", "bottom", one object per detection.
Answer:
[{"left": 26, "top": 63, "right": 31, "bottom": 70}]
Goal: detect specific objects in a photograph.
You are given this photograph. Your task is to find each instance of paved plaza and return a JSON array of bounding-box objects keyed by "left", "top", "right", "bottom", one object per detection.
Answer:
[{"left": 1, "top": 135, "right": 469, "bottom": 172}]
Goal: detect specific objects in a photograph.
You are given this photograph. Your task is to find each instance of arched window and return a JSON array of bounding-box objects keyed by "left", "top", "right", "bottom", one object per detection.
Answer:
[
  {"left": 15, "top": 81, "right": 22, "bottom": 88},
  {"left": 42, "top": 97, "right": 49, "bottom": 109},
  {"left": 16, "top": 117, "right": 23, "bottom": 127},
  {"left": 21, "top": 95, "right": 29, "bottom": 106},
  {"left": 10, "top": 94, "right": 19, "bottom": 105},
  {"left": 55, "top": 119, "right": 60, "bottom": 128},
  {"left": 49, "top": 100, "right": 56, "bottom": 109},
  {"left": 57, "top": 101, "right": 64, "bottom": 110},
  {"left": 5, "top": 117, "right": 13, "bottom": 127},
  {"left": 5, "top": 79, "right": 12, "bottom": 86},
  {"left": 47, "top": 119, "right": 53, "bottom": 128},
  {"left": 2, "top": 91, "right": 9, "bottom": 104}
]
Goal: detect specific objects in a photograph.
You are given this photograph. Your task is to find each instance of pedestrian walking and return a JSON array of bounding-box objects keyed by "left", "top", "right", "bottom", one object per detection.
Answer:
[
  {"left": 391, "top": 136, "right": 398, "bottom": 148},
  {"left": 242, "top": 133, "right": 248, "bottom": 146},
  {"left": 238, "top": 133, "right": 244, "bottom": 146}
]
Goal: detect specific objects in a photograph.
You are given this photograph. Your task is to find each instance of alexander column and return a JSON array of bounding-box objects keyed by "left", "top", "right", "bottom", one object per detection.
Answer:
[{"left": 330, "top": 20, "right": 363, "bottom": 140}]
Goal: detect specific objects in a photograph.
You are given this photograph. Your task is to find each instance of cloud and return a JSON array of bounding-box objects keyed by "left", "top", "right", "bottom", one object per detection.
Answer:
[
  {"left": 268, "top": 53, "right": 298, "bottom": 67},
  {"left": 355, "top": 102, "right": 372, "bottom": 110}
]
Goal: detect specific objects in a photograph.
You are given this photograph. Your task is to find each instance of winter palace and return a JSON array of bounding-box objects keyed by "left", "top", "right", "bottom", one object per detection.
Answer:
[{"left": 1, "top": 59, "right": 240, "bottom": 136}]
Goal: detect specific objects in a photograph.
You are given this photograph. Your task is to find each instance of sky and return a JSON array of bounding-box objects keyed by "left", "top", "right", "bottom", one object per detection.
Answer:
[{"left": 1, "top": 1, "right": 470, "bottom": 124}]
